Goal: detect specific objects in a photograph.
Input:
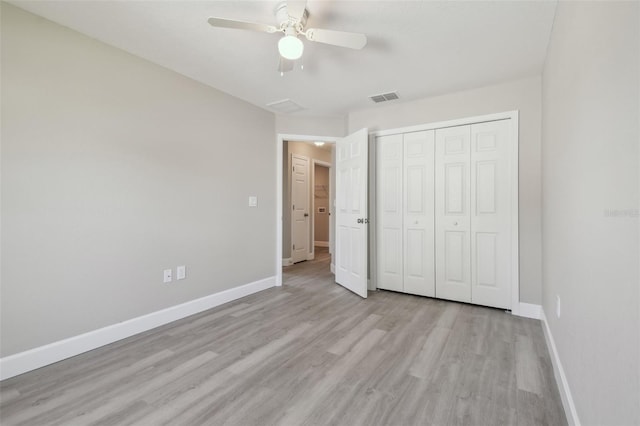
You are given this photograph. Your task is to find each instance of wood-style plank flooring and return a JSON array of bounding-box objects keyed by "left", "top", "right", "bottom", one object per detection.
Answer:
[{"left": 0, "top": 247, "right": 566, "bottom": 425}]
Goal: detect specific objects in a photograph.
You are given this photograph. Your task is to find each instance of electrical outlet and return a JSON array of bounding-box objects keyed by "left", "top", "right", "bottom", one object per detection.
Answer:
[
  {"left": 248, "top": 196, "right": 258, "bottom": 207},
  {"left": 163, "top": 269, "right": 172, "bottom": 283},
  {"left": 556, "top": 295, "right": 561, "bottom": 318},
  {"left": 177, "top": 265, "right": 186, "bottom": 280}
]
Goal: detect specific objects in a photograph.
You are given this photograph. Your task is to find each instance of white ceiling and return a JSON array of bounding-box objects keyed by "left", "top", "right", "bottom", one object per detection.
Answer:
[{"left": 10, "top": 1, "right": 557, "bottom": 117}]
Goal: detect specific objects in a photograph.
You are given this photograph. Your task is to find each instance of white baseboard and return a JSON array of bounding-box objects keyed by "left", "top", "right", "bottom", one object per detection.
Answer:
[
  {"left": 540, "top": 309, "right": 581, "bottom": 426},
  {"left": 282, "top": 258, "right": 292, "bottom": 267},
  {"left": 314, "top": 241, "right": 329, "bottom": 247},
  {"left": 515, "top": 302, "right": 542, "bottom": 319},
  {"left": 0, "top": 276, "right": 276, "bottom": 381},
  {"left": 306, "top": 252, "right": 314, "bottom": 261},
  {"left": 330, "top": 263, "right": 335, "bottom": 274}
]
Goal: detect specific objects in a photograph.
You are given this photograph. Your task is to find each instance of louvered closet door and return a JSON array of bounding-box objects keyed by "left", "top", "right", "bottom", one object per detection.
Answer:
[
  {"left": 375, "top": 134, "right": 403, "bottom": 292},
  {"left": 403, "top": 131, "right": 435, "bottom": 297},
  {"left": 435, "top": 126, "right": 472, "bottom": 303},
  {"left": 470, "top": 120, "right": 512, "bottom": 309}
]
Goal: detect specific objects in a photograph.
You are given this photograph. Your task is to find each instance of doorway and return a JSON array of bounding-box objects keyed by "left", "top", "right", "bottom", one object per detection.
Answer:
[
  {"left": 312, "top": 161, "right": 331, "bottom": 254},
  {"left": 312, "top": 160, "right": 332, "bottom": 271},
  {"left": 281, "top": 138, "right": 336, "bottom": 277}
]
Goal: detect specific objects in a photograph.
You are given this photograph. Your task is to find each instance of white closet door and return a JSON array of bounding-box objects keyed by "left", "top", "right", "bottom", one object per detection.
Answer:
[
  {"left": 435, "top": 126, "right": 472, "bottom": 303},
  {"left": 403, "top": 131, "right": 435, "bottom": 297},
  {"left": 375, "top": 134, "right": 403, "bottom": 292},
  {"left": 470, "top": 120, "right": 512, "bottom": 309}
]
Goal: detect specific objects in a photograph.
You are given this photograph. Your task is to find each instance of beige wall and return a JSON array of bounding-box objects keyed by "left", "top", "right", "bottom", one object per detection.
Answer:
[
  {"left": 282, "top": 141, "right": 332, "bottom": 259},
  {"left": 541, "top": 2, "right": 639, "bottom": 424},
  {"left": 1, "top": 4, "right": 276, "bottom": 357},
  {"left": 275, "top": 114, "right": 346, "bottom": 138},
  {"left": 314, "top": 165, "right": 330, "bottom": 243},
  {"left": 348, "top": 76, "right": 543, "bottom": 305}
]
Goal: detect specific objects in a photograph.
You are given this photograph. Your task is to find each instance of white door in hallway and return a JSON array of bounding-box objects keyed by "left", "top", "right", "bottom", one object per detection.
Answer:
[
  {"left": 335, "top": 128, "right": 369, "bottom": 298},
  {"left": 291, "top": 153, "right": 310, "bottom": 264}
]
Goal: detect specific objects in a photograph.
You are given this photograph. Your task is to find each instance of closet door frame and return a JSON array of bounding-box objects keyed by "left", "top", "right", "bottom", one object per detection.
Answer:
[{"left": 370, "top": 111, "right": 520, "bottom": 315}]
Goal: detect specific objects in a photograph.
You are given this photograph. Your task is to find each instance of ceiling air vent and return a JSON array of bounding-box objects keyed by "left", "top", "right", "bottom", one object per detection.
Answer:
[
  {"left": 266, "top": 98, "right": 306, "bottom": 114},
  {"left": 369, "top": 91, "right": 399, "bottom": 103}
]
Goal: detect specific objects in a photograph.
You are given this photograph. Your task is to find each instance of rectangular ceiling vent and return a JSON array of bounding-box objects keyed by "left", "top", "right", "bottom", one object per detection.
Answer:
[
  {"left": 266, "top": 98, "right": 306, "bottom": 114},
  {"left": 369, "top": 91, "right": 399, "bottom": 103}
]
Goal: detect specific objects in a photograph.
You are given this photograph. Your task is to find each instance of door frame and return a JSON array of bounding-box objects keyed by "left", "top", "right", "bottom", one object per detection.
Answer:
[
  {"left": 311, "top": 159, "right": 332, "bottom": 261},
  {"left": 276, "top": 134, "right": 339, "bottom": 287},
  {"left": 370, "top": 110, "right": 521, "bottom": 314}
]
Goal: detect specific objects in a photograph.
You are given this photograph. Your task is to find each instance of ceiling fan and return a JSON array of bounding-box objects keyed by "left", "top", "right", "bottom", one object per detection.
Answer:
[{"left": 207, "top": 0, "right": 367, "bottom": 74}]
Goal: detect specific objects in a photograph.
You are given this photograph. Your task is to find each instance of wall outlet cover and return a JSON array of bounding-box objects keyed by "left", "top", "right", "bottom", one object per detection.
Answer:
[{"left": 163, "top": 269, "right": 172, "bottom": 283}]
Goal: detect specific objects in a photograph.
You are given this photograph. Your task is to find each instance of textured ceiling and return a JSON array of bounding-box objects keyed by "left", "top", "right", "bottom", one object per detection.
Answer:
[{"left": 9, "top": 1, "right": 557, "bottom": 117}]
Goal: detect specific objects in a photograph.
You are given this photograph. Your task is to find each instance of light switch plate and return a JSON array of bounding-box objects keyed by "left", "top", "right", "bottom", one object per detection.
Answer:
[
  {"left": 177, "top": 265, "right": 186, "bottom": 280},
  {"left": 163, "top": 269, "right": 172, "bottom": 283},
  {"left": 248, "top": 196, "right": 258, "bottom": 207}
]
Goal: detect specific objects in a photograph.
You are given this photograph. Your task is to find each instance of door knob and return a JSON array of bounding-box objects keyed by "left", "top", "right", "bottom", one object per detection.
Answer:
[
  {"left": 304, "top": 213, "right": 309, "bottom": 217},
  {"left": 453, "top": 221, "right": 458, "bottom": 226}
]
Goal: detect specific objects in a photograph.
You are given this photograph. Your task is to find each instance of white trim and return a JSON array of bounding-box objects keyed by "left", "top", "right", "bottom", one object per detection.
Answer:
[
  {"left": 282, "top": 258, "right": 293, "bottom": 267},
  {"left": 0, "top": 276, "right": 276, "bottom": 380},
  {"left": 314, "top": 241, "right": 329, "bottom": 247},
  {"left": 370, "top": 110, "right": 520, "bottom": 311},
  {"left": 371, "top": 111, "right": 517, "bottom": 137},
  {"left": 540, "top": 309, "right": 582, "bottom": 426},
  {"left": 330, "top": 263, "right": 335, "bottom": 274},
  {"left": 277, "top": 133, "right": 340, "bottom": 288},
  {"left": 368, "top": 132, "right": 378, "bottom": 291},
  {"left": 276, "top": 134, "right": 283, "bottom": 286},
  {"left": 509, "top": 112, "right": 520, "bottom": 314},
  {"left": 306, "top": 252, "right": 314, "bottom": 261},
  {"left": 515, "top": 302, "right": 542, "bottom": 319}
]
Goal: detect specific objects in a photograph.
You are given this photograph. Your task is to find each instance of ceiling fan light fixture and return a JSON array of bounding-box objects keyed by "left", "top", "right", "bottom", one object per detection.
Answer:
[{"left": 278, "top": 33, "right": 304, "bottom": 60}]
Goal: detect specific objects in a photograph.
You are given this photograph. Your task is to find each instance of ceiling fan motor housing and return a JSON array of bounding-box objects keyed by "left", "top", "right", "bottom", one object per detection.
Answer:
[{"left": 275, "top": 1, "right": 308, "bottom": 29}]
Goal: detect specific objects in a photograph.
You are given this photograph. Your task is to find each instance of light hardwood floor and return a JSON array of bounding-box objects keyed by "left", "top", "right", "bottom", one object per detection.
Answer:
[{"left": 0, "top": 247, "right": 566, "bottom": 425}]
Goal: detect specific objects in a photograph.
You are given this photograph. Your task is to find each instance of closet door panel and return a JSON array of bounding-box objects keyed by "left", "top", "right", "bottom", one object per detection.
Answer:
[
  {"left": 403, "top": 131, "right": 435, "bottom": 297},
  {"left": 471, "top": 120, "right": 512, "bottom": 309},
  {"left": 435, "top": 126, "right": 471, "bottom": 303},
  {"left": 376, "top": 134, "right": 403, "bottom": 292}
]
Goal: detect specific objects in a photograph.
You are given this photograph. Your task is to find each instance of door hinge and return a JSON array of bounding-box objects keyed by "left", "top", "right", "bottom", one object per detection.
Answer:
[
  {"left": 292, "top": 204, "right": 295, "bottom": 210},
  {"left": 293, "top": 244, "right": 295, "bottom": 250}
]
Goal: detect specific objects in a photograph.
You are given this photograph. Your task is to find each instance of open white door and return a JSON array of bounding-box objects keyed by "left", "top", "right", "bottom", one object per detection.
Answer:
[
  {"left": 335, "top": 128, "right": 368, "bottom": 298},
  {"left": 291, "top": 153, "right": 310, "bottom": 263}
]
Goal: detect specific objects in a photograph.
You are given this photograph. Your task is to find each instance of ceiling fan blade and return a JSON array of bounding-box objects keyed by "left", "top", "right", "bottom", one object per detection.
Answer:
[
  {"left": 287, "top": 0, "right": 307, "bottom": 22},
  {"left": 208, "top": 17, "right": 277, "bottom": 33},
  {"left": 305, "top": 28, "right": 367, "bottom": 49},
  {"left": 278, "top": 56, "right": 295, "bottom": 73}
]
